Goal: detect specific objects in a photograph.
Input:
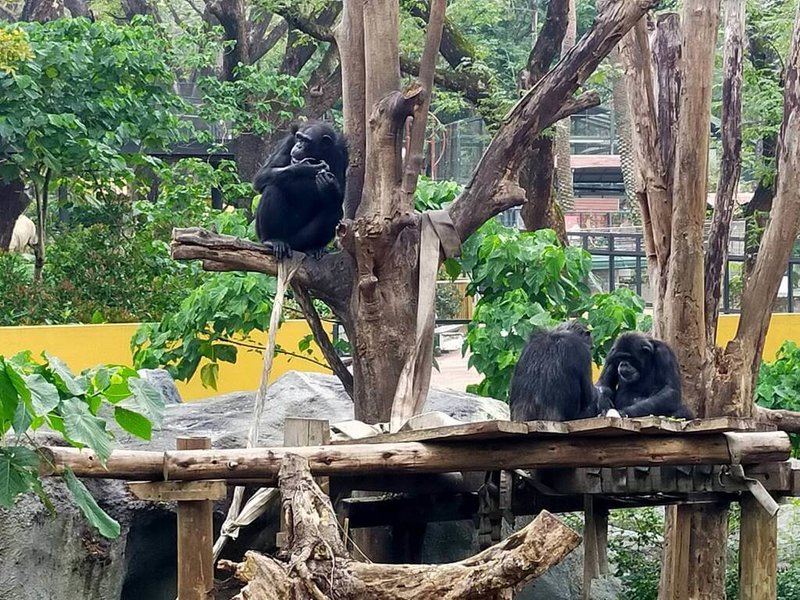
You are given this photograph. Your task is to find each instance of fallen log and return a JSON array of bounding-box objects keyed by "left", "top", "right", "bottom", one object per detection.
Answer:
[
  {"left": 39, "top": 432, "right": 792, "bottom": 481},
  {"left": 219, "top": 454, "right": 581, "bottom": 599}
]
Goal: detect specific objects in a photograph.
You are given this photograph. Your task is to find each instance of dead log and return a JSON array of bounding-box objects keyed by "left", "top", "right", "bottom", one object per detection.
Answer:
[{"left": 219, "top": 454, "right": 581, "bottom": 599}]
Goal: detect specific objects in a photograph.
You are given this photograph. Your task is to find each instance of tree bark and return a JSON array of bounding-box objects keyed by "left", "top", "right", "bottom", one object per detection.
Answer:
[
  {"left": 553, "top": 0, "right": 576, "bottom": 213},
  {"left": 519, "top": 0, "right": 569, "bottom": 239},
  {"left": 663, "top": 0, "right": 720, "bottom": 415},
  {"left": 609, "top": 49, "right": 637, "bottom": 217},
  {"left": 704, "top": 0, "right": 745, "bottom": 343},
  {"left": 618, "top": 16, "right": 675, "bottom": 335},
  {"left": 219, "top": 454, "right": 581, "bottom": 600}
]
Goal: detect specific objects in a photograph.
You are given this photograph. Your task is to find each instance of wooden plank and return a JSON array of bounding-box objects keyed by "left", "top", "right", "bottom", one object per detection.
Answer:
[
  {"left": 633, "top": 416, "right": 773, "bottom": 434},
  {"left": 331, "top": 419, "right": 530, "bottom": 445},
  {"left": 176, "top": 437, "right": 214, "bottom": 600},
  {"left": 739, "top": 493, "right": 778, "bottom": 600},
  {"left": 128, "top": 480, "right": 226, "bottom": 502},
  {"left": 566, "top": 416, "right": 641, "bottom": 436}
]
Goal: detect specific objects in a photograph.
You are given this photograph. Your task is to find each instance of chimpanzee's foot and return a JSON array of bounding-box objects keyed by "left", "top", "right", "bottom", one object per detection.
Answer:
[
  {"left": 263, "top": 240, "right": 292, "bottom": 259},
  {"left": 307, "top": 248, "right": 326, "bottom": 260}
]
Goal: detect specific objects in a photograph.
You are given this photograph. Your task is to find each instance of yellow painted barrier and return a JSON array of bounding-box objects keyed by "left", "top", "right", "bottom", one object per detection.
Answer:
[{"left": 0, "top": 320, "right": 332, "bottom": 402}]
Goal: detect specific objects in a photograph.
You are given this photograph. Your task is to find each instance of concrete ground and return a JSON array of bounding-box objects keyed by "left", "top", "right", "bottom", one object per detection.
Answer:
[{"left": 430, "top": 349, "right": 483, "bottom": 392}]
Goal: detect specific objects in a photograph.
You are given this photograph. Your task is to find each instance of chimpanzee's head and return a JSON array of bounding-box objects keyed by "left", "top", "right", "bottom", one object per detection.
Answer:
[
  {"left": 610, "top": 332, "right": 655, "bottom": 384},
  {"left": 290, "top": 122, "right": 338, "bottom": 164},
  {"left": 554, "top": 320, "right": 592, "bottom": 349}
]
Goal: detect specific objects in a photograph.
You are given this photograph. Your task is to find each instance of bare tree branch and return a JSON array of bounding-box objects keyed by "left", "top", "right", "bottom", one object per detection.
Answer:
[
  {"left": 290, "top": 281, "right": 354, "bottom": 399},
  {"left": 448, "top": 0, "right": 659, "bottom": 241},
  {"left": 171, "top": 228, "right": 354, "bottom": 315},
  {"left": 551, "top": 91, "right": 601, "bottom": 122},
  {"left": 276, "top": 4, "right": 335, "bottom": 42},
  {"left": 401, "top": 0, "right": 446, "bottom": 196},
  {"left": 520, "top": 0, "right": 570, "bottom": 88}
]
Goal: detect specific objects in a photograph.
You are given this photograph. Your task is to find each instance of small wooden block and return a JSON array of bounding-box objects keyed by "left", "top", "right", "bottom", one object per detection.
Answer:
[{"left": 128, "top": 480, "right": 227, "bottom": 502}]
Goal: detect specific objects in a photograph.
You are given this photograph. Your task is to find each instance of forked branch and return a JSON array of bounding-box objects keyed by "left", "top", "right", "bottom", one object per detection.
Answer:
[{"left": 448, "top": 0, "right": 658, "bottom": 241}]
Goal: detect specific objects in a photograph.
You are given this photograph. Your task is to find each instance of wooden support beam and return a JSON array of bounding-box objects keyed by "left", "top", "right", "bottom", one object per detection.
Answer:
[
  {"left": 40, "top": 432, "right": 793, "bottom": 482},
  {"left": 739, "top": 493, "right": 778, "bottom": 600},
  {"left": 175, "top": 437, "right": 214, "bottom": 600},
  {"left": 582, "top": 496, "right": 600, "bottom": 600},
  {"left": 128, "top": 480, "right": 227, "bottom": 502}
]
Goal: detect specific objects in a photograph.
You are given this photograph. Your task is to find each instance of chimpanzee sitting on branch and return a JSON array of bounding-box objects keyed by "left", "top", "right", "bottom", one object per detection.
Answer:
[
  {"left": 252, "top": 121, "right": 348, "bottom": 259},
  {"left": 596, "top": 332, "right": 694, "bottom": 419}
]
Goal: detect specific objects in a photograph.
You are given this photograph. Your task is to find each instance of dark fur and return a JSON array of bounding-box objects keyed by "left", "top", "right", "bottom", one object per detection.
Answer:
[
  {"left": 596, "top": 332, "right": 693, "bottom": 419},
  {"left": 508, "top": 321, "right": 600, "bottom": 421},
  {"left": 252, "top": 121, "right": 348, "bottom": 259}
]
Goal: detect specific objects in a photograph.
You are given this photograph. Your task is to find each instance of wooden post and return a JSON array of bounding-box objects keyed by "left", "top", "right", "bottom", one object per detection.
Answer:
[
  {"left": 582, "top": 495, "right": 600, "bottom": 600},
  {"left": 176, "top": 437, "right": 214, "bottom": 600},
  {"left": 278, "top": 419, "right": 330, "bottom": 549},
  {"left": 739, "top": 493, "right": 778, "bottom": 600}
]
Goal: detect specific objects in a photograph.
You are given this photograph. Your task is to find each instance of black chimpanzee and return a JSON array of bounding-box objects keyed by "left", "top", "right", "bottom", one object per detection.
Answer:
[
  {"left": 596, "top": 332, "right": 694, "bottom": 419},
  {"left": 508, "top": 321, "right": 600, "bottom": 422},
  {"left": 252, "top": 121, "right": 348, "bottom": 259}
]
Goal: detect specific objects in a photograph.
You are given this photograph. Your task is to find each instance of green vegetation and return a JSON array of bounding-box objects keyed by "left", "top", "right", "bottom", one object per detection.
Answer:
[
  {"left": 455, "top": 220, "right": 650, "bottom": 400},
  {"left": 757, "top": 340, "right": 800, "bottom": 456},
  {"left": 0, "top": 351, "right": 162, "bottom": 538}
]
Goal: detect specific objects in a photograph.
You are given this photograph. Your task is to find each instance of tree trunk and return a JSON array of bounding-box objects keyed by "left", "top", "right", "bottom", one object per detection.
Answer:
[
  {"left": 609, "top": 49, "right": 637, "bottom": 218},
  {"left": 518, "top": 0, "right": 570, "bottom": 239},
  {"left": 0, "top": 179, "right": 28, "bottom": 251},
  {"left": 704, "top": 0, "right": 745, "bottom": 344},
  {"left": 553, "top": 0, "right": 576, "bottom": 213}
]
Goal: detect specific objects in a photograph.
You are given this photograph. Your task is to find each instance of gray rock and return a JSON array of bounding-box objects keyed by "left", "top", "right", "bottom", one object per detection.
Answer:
[
  {"left": 137, "top": 368, "right": 183, "bottom": 405},
  {"left": 1, "top": 371, "right": 509, "bottom": 600}
]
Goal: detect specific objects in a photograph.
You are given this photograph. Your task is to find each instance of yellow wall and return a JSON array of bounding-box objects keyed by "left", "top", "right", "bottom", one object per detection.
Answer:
[
  {"left": 0, "top": 320, "right": 332, "bottom": 401},
  {"left": 716, "top": 313, "right": 798, "bottom": 360}
]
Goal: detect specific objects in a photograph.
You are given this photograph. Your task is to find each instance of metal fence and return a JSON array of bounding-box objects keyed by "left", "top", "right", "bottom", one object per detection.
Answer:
[{"left": 567, "top": 230, "right": 800, "bottom": 314}]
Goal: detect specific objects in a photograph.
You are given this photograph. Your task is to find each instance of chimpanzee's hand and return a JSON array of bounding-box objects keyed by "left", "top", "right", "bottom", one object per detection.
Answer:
[
  {"left": 595, "top": 385, "right": 615, "bottom": 413},
  {"left": 315, "top": 169, "right": 339, "bottom": 192},
  {"left": 293, "top": 158, "right": 330, "bottom": 176}
]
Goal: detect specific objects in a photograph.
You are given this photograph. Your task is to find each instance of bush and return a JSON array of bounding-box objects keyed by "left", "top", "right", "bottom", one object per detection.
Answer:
[
  {"left": 456, "top": 221, "right": 650, "bottom": 400},
  {"left": 757, "top": 340, "right": 800, "bottom": 456}
]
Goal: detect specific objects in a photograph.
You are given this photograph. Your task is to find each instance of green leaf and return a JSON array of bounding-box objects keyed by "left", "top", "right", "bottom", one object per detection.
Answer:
[
  {"left": 45, "top": 353, "right": 85, "bottom": 396},
  {"left": 25, "top": 374, "right": 60, "bottom": 414},
  {"left": 12, "top": 398, "right": 32, "bottom": 434},
  {"left": 0, "top": 365, "right": 19, "bottom": 422},
  {"left": 0, "top": 447, "right": 39, "bottom": 507},
  {"left": 200, "top": 363, "right": 219, "bottom": 390},
  {"left": 62, "top": 468, "right": 121, "bottom": 539},
  {"left": 127, "top": 378, "right": 164, "bottom": 426},
  {"left": 61, "top": 397, "right": 113, "bottom": 462},
  {"left": 114, "top": 406, "right": 152, "bottom": 440}
]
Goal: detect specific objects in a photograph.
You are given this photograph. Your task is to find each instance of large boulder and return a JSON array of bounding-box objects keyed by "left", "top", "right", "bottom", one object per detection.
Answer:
[{"left": 0, "top": 372, "right": 509, "bottom": 600}]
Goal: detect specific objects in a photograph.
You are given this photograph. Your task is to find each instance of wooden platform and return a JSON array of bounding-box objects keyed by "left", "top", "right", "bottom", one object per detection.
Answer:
[{"left": 331, "top": 416, "right": 775, "bottom": 445}]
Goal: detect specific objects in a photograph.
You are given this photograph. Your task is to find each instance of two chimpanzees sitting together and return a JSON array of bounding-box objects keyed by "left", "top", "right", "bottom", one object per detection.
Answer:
[
  {"left": 252, "top": 121, "right": 348, "bottom": 259},
  {"left": 508, "top": 323, "right": 693, "bottom": 422}
]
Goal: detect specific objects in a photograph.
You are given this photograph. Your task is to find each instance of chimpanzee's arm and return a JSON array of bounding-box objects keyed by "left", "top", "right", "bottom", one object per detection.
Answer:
[
  {"left": 594, "top": 355, "right": 618, "bottom": 412},
  {"left": 618, "top": 386, "right": 682, "bottom": 417}
]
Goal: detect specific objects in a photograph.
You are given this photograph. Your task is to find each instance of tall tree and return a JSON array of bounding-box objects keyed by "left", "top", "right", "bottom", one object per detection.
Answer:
[
  {"left": 618, "top": 0, "right": 800, "bottom": 595},
  {"left": 174, "top": 0, "right": 658, "bottom": 423}
]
